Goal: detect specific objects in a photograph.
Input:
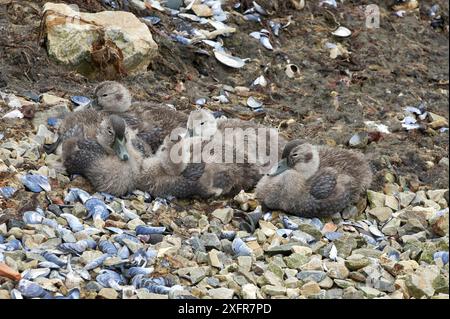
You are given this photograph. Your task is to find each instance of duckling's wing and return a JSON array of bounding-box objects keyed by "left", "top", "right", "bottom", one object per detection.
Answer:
[
  {"left": 309, "top": 170, "right": 338, "bottom": 200},
  {"left": 181, "top": 162, "right": 206, "bottom": 180}
]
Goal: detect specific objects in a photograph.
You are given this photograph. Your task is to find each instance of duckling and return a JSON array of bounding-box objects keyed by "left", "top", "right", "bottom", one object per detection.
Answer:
[
  {"left": 255, "top": 140, "right": 373, "bottom": 217},
  {"left": 44, "top": 109, "right": 142, "bottom": 156},
  {"left": 93, "top": 81, "right": 188, "bottom": 152},
  {"left": 137, "top": 126, "right": 264, "bottom": 198},
  {"left": 62, "top": 116, "right": 144, "bottom": 196},
  {"left": 187, "top": 108, "right": 287, "bottom": 172},
  {"left": 136, "top": 134, "right": 208, "bottom": 198}
]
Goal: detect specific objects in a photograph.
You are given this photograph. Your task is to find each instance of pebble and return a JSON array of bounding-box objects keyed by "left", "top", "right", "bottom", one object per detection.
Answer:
[
  {"left": 211, "top": 207, "right": 234, "bottom": 224},
  {"left": 98, "top": 288, "right": 119, "bottom": 299},
  {"left": 208, "top": 287, "right": 234, "bottom": 299},
  {"left": 300, "top": 281, "right": 321, "bottom": 297}
]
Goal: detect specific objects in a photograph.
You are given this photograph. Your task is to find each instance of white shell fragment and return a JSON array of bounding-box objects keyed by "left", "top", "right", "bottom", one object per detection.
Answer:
[
  {"left": 2, "top": 109, "right": 24, "bottom": 119},
  {"left": 252, "top": 75, "right": 267, "bottom": 87},
  {"left": 213, "top": 50, "right": 247, "bottom": 68},
  {"left": 247, "top": 96, "right": 263, "bottom": 109},
  {"left": 260, "top": 36, "right": 273, "bottom": 50},
  {"left": 331, "top": 26, "right": 352, "bottom": 38},
  {"left": 285, "top": 64, "right": 300, "bottom": 78}
]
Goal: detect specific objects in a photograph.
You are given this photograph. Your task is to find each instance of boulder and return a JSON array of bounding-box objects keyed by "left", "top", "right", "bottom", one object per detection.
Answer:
[{"left": 42, "top": 3, "right": 158, "bottom": 78}]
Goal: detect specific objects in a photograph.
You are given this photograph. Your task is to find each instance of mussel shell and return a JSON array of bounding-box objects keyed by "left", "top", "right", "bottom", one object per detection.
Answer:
[
  {"left": 22, "top": 211, "right": 44, "bottom": 225},
  {"left": 232, "top": 237, "right": 252, "bottom": 257},
  {"left": 135, "top": 225, "right": 166, "bottom": 235},
  {"left": 18, "top": 280, "right": 48, "bottom": 298},
  {"left": 0, "top": 186, "right": 17, "bottom": 199},
  {"left": 21, "top": 174, "right": 51, "bottom": 193},
  {"left": 99, "top": 240, "right": 118, "bottom": 255},
  {"left": 85, "top": 198, "right": 110, "bottom": 220}
]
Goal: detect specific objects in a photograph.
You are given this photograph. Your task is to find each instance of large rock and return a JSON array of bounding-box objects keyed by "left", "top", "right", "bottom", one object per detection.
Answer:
[{"left": 43, "top": 3, "right": 158, "bottom": 78}]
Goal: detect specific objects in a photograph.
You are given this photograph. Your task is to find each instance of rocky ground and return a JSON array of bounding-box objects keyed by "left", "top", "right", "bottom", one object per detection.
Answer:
[{"left": 0, "top": 0, "right": 449, "bottom": 299}]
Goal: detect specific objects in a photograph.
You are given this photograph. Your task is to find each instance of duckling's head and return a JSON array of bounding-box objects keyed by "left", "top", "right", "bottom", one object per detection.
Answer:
[
  {"left": 157, "top": 133, "right": 191, "bottom": 176},
  {"left": 97, "top": 115, "right": 130, "bottom": 161},
  {"left": 268, "top": 140, "right": 320, "bottom": 179},
  {"left": 93, "top": 81, "right": 132, "bottom": 113},
  {"left": 187, "top": 109, "right": 218, "bottom": 140}
]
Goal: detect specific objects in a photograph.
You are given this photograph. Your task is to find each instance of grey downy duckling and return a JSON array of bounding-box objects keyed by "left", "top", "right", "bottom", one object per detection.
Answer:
[
  {"left": 93, "top": 81, "right": 188, "bottom": 153},
  {"left": 62, "top": 115, "right": 144, "bottom": 196},
  {"left": 187, "top": 108, "right": 288, "bottom": 173},
  {"left": 255, "top": 140, "right": 373, "bottom": 217},
  {"left": 136, "top": 133, "right": 208, "bottom": 198}
]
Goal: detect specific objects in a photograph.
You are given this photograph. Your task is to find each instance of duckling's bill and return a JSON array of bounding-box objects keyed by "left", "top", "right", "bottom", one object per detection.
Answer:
[
  {"left": 114, "top": 137, "right": 129, "bottom": 161},
  {"left": 268, "top": 158, "right": 288, "bottom": 176}
]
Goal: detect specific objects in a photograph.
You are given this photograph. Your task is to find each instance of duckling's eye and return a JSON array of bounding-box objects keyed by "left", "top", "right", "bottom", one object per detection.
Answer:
[
  {"left": 201, "top": 122, "right": 205, "bottom": 126},
  {"left": 292, "top": 153, "right": 299, "bottom": 157},
  {"left": 102, "top": 94, "right": 108, "bottom": 97},
  {"left": 107, "top": 129, "right": 114, "bottom": 135}
]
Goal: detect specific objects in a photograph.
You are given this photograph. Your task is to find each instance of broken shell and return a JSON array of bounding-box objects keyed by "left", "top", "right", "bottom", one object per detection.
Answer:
[
  {"left": 213, "top": 50, "right": 247, "bottom": 68},
  {"left": 23, "top": 211, "right": 44, "bottom": 225},
  {"left": 247, "top": 96, "right": 263, "bottom": 109},
  {"left": 135, "top": 225, "right": 166, "bottom": 235},
  {"left": 84, "top": 198, "right": 110, "bottom": 220},
  {"left": 329, "top": 244, "right": 338, "bottom": 261},
  {"left": 0, "top": 186, "right": 17, "bottom": 199},
  {"left": 281, "top": 216, "right": 299, "bottom": 230},
  {"left": 331, "top": 26, "right": 352, "bottom": 38},
  {"left": 253, "top": 1, "right": 267, "bottom": 15},
  {"left": 71, "top": 96, "right": 91, "bottom": 108},
  {"left": 232, "top": 237, "right": 252, "bottom": 257},
  {"left": 260, "top": 36, "right": 273, "bottom": 50},
  {"left": 61, "top": 213, "right": 84, "bottom": 232},
  {"left": 434, "top": 251, "right": 449, "bottom": 265},
  {"left": 21, "top": 174, "right": 51, "bottom": 192},
  {"left": 96, "top": 269, "right": 126, "bottom": 290},
  {"left": 285, "top": 64, "right": 300, "bottom": 78},
  {"left": 18, "top": 279, "right": 49, "bottom": 298},
  {"left": 42, "top": 252, "right": 66, "bottom": 267},
  {"left": 99, "top": 240, "right": 118, "bottom": 255},
  {"left": 252, "top": 75, "right": 267, "bottom": 87}
]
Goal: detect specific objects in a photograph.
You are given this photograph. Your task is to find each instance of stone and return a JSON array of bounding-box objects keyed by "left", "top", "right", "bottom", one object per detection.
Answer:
[
  {"left": 284, "top": 253, "right": 310, "bottom": 269},
  {"left": 98, "top": 288, "right": 118, "bottom": 299},
  {"left": 291, "top": 246, "right": 313, "bottom": 256},
  {"left": 298, "top": 224, "right": 323, "bottom": 240},
  {"left": 237, "top": 256, "right": 253, "bottom": 272},
  {"left": 367, "top": 191, "right": 386, "bottom": 208},
  {"left": 325, "top": 261, "right": 349, "bottom": 279},
  {"left": 382, "top": 218, "right": 401, "bottom": 236},
  {"left": 368, "top": 207, "right": 393, "bottom": 223},
  {"left": 190, "top": 267, "right": 208, "bottom": 284},
  {"left": 258, "top": 221, "right": 278, "bottom": 237},
  {"left": 334, "top": 237, "right": 357, "bottom": 258},
  {"left": 0, "top": 290, "right": 11, "bottom": 299},
  {"left": 359, "top": 286, "right": 384, "bottom": 298},
  {"left": 136, "top": 289, "right": 168, "bottom": 299},
  {"left": 127, "top": 218, "right": 145, "bottom": 230},
  {"left": 334, "top": 279, "right": 355, "bottom": 289},
  {"left": 211, "top": 207, "right": 233, "bottom": 224},
  {"left": 262, "top": 285, "right": 286, "bottom": 296},
  {"left": 208, "top": 250, "right": 223, "bottom": 269},
  {"left": 241, "top": 283, "right": 258, "bottom": 299},
  {"left": 318, "top": 276, "right": 334, "bottom": 289},
  {"left": 345, "top": 255, "right": 370, "bottom": 271},
  {"left": 300, "top": 281, "right": 321, "bottom": 297},
  {"left": 208, "top": 287, "right": 234, "bottom": 299},
  {"left": 191, "top": 4, "right": 214, "bottom": 17},
  {"left": 343, "top": 287, "right": 364, "bottom": 299},
  {"left": 431, "top": 213, "right": 449, "bottom": 237},
  {"left": 297, "top": 271, "right": 327, "bottom": 283},
  {"left": 399, "top": 192, "right": 416, "bottom": 208},
  {"left": 42, "top": 3, "right": 158, "bottom": 78},
  {"left": 201, "top": 233, "right": 221, "bottom": 250},
  {"left": 405, "top": 266, "right": 440, "bottom": 298}
]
